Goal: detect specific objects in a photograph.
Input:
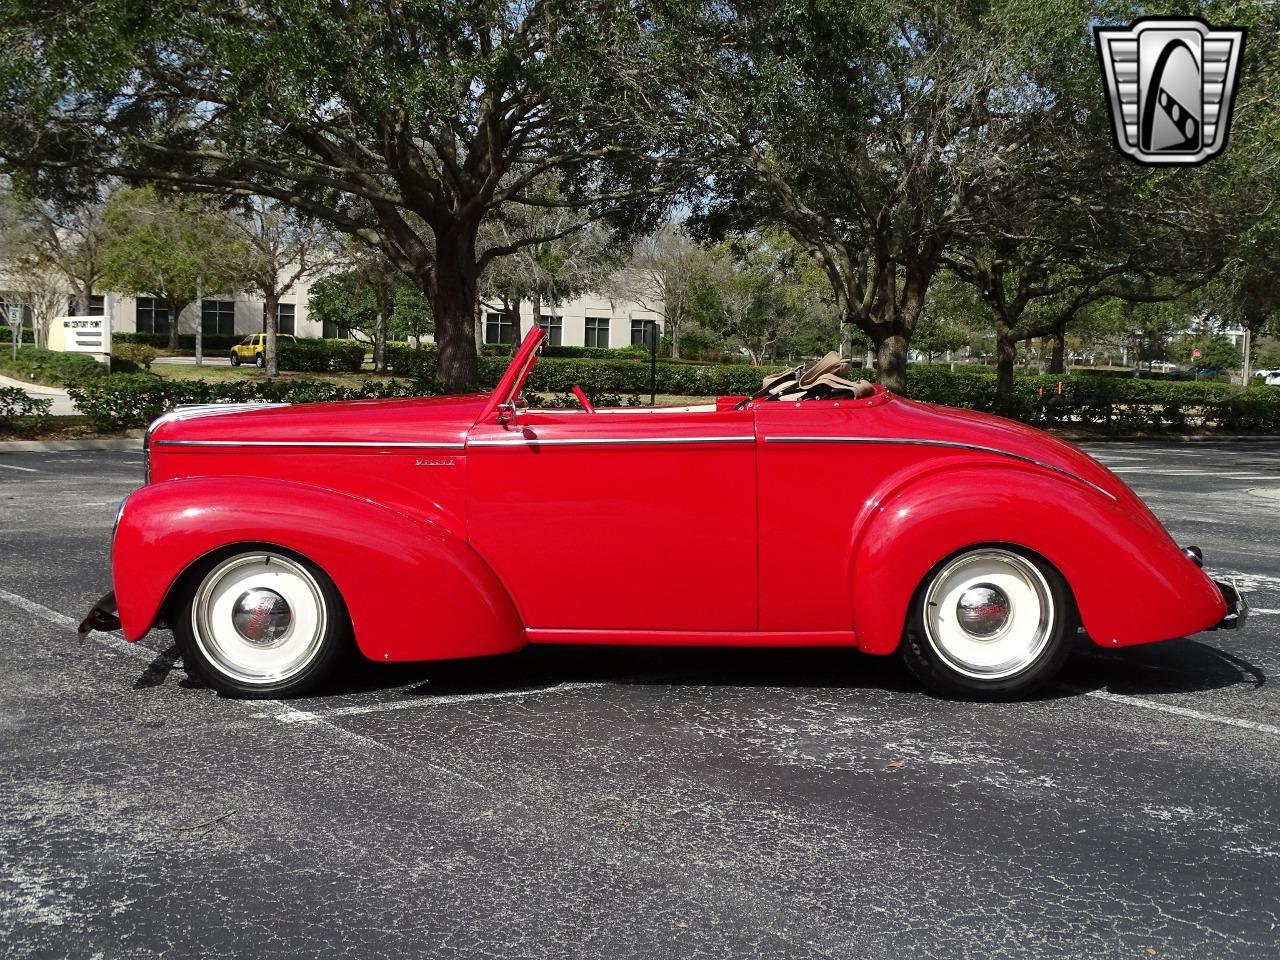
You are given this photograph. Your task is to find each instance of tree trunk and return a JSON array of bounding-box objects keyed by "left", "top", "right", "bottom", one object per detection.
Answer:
[
  {"left": 429, "top": 227, "right": 480, "bottom": 391},
  {"left": 873, "top": 331, "right": 909, "bottom": 395},
  {"left": 995, "top": 321, "right": 1017, "bottom": 398},
  {"left": 194, "top": 276, "right": 204, "bottom": 366},
  {"left": 263, "top": 291, "right": 279, "bottom": 378},
  {"left": 670, "top": 318, "right": 680, "bottom": 360},
  {"left": 1049, "top": 330, "right": 1066, "bottom": 374},
  {"left": 374, "top": 286, "right": 387, "bottom": 373},
  {"left": 168, "top": 301, "right": 180, "bottom": 351}
]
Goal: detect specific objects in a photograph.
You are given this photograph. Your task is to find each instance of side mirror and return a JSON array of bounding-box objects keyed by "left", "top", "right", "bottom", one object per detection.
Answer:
[{"left": 496, "top": 402, "right": 516, "bottom": 428}]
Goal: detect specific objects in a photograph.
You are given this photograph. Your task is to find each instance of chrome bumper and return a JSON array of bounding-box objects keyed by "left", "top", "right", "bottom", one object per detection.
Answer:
[
  {"left": 78, "top": 590, "right": 120, "bottom": 639},
  {"left": 1212, "top": 578, "right": 1248, "bottom": 631}
]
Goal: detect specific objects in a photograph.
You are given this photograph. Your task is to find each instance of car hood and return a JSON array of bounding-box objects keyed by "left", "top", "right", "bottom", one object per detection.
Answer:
[{"left": 148, "top": 393, "right": 490, "bottom": 448}]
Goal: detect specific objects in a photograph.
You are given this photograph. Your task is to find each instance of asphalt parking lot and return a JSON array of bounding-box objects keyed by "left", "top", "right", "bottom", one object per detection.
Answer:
[{"left": 2, "top": 441, "right": 1279, "bottom": 959}]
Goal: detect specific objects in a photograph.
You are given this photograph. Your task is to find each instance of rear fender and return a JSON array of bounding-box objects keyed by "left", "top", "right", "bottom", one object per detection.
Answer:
[
  {"left": 850, "top": 465, "right": 1226, "bottom": 654},
  {"left": 112, "top": 477, "right": 525, "bottom": 662}
]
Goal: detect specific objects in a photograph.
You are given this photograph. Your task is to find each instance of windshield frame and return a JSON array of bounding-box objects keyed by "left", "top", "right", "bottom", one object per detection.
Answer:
[{"left": 477, "top": 325, "right": 545, "bottom": 424}]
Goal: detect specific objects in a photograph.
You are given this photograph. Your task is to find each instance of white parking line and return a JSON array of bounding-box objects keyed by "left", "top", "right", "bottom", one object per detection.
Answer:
[
  {"left": 262, "top": 683, "right": 604, "bottom": 722},
  {"left": 0, "top": 463, "right": 38, "bottom": 473},
  {"left": 0, "top": 587, "right": 151, "bottom": 663},
  {"left": 1083, "top": 689, "right": 1280, "bottom": 738}
]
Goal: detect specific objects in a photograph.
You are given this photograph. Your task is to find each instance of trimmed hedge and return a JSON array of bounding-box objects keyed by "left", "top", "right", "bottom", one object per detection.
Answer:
[
  {"left": 0, "top": 385, "right": 52, "bottom": 422},
  {"left": 67, "top": 374, "right": 441, "bottom": 432},
  {"left": 111, "top": 342, "right": 158, "bottom": 373},
  {"left": 0, "top": 327, "right": 35, "bottom": 344},
  {"left": 906, "top": 365, "right": 1280, "bottom": 432},
  {"left": 0, "top": 347, "right": 108, "bottom": 387},
  {"left": 383, "top": 342, "right": 437, "bottom": 379},
  {"left": 277, "top": 339, "right": 366, "bottom": 373}
]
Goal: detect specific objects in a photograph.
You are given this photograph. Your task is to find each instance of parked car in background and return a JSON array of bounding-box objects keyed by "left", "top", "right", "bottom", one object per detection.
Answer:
[
  {"left": 231, "top": 333, "right": 298, "bottom": 367},
  {"left": 81, "top": 328, "right": 1247, "bottom": 702},
  {"left": 1265, "top": 371, "right": 1280, "bottom": 387},
  {"left": 1187, "top": 366, "right": 1229, "bottom": 380},
  {"left": 1148, "top": 361, "right": 1179, "bottom": 372}
]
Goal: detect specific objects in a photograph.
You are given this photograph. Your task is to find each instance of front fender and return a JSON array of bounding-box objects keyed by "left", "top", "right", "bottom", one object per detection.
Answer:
[
  {"left": 112, "top": 476, "right": 525, "bottom": 662},
  {"left": 850, "top": 464, "right": 1226, "bottom": 655}
]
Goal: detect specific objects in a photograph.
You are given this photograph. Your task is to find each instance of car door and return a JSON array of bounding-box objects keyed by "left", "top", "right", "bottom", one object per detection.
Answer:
[{"left": 466, "top": 406, "right": 758, "bottom": 632}]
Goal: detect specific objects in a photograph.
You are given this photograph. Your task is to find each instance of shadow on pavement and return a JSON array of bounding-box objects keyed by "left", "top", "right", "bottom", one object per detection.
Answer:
[
  {"left": 141, "top": 631, "right": 1264, "bottom": 704},
  {"left": 1054, "top": 636, "right": 1265, "bottom": 698}
]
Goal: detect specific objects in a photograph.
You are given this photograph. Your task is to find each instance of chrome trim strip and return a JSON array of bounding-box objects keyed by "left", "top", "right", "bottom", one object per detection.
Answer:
[
  {"left": 153, "top": 440, "right": 466, "bottom": 449},
  {"left": 765, "top": 435, "right": 1119, "bottom": 501},
  {"left": 467, "top": 435, "right": 755, "bottom": 448}
]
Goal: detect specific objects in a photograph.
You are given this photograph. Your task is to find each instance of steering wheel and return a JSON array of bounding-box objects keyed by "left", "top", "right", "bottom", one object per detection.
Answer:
[{"left": 572, "top": 384, "right": 596, "bottom": 414}]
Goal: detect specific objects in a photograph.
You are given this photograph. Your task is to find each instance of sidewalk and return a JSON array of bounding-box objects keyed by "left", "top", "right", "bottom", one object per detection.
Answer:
[{"left": 0, "top": 373, "right": 78, "bottom": 416}]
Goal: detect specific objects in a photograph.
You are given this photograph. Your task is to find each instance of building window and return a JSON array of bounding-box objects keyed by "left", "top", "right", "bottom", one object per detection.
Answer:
[
  {"left": 67, "top": 294, "right": 105, "bottom": 316},
  {"left": 536, "top": 314, "right": 563, "bottom": 347},
  {"left": 630, "top": 319, "right": 659, "bottom": 347},
  {"left": 274, "top": 302, "right": 296, "bottom": 335},
  {"left": 584, "top": 317, "right": 610, "bottom": 349},
  {"left": 201, "top": 299, "right": 236, "bottom": 336},
  {"left": 135, "top": 297, "right": 172, "bottom": 335},
  {"left": 322, "top": 318, "right": 349, "bottom": 339},
  {"left": 485, "top": 312, "right": 516, "bottom": 345}
]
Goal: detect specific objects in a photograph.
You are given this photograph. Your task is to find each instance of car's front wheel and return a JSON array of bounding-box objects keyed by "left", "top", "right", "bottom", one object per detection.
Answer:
[
  {"left": 173, "top": 548, "right": 348, "bottom": 698},
  {"left": 900, "top": 546, "right": 1073, "bottom": 700}
]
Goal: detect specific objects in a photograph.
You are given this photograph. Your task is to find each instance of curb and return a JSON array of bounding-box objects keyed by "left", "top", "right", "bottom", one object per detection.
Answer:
[{"left": 0, "top": 435, "right": 143, "bottom": 453}]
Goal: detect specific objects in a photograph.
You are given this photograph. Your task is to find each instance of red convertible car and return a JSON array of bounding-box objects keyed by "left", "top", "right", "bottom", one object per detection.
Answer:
[{"left": 81, "top": 327, "right": 1246, "bottom": 700}]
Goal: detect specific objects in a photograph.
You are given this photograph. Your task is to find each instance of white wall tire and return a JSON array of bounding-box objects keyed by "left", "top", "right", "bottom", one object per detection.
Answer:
[
  {"left": 174, "top": 549, "right": 347, "bottom": 698},
  {"left": 901, "top": 547, "right": 1074, "bottom": 700}
]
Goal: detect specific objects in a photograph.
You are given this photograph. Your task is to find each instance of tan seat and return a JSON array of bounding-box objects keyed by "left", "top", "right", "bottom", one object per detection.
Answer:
[{"left": 771, "top": 352, "right": 875, "bottom": 401}]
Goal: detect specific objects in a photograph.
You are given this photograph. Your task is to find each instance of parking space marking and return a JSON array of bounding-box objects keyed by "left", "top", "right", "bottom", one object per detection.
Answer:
[
  {"left": 0, "top": 462, "right": 38, "bottom": 473},
  {"left": 1082, "top": 688, "right": 1280, "bottom": 738},
  {"left": 0, "top": 587, "right": 151, "bottom": 664},
  {"left": 261, "top": 682, "right": 604, "bottom": 723}
]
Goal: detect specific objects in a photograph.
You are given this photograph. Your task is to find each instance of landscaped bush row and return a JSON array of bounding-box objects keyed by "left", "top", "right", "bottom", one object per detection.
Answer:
[
  {"left": 383, "top": 342, "right": 437, "bottom": 378},
  {"left": 67, "top": 374, "right": 440, "bottom": 432},
  {"left": 481, "top": 343, "right": 654, "bottom": 361},
  {"left": 111, "top": 342, "right": 159, "bottom": 372},
  {"left": 472, "top": 356, "right": 786, "bottom": 395},
  {"left": 276, "top": 339, "right": 366, "bottom": 373},
  {"left": 0, "top": 385, "right": 52, "bottom": 423},
  {"left": 0, "top": 347, "right": 108, "bottom": 387},
  {"left": 905, "top": 366, "right": 1280, "bottom": 432},
  {"left": 0, "top": 328, "right": 35, "bottom": 344}
]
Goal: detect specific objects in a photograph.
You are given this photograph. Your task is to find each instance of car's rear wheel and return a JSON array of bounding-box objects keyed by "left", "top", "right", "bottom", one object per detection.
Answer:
[
  {"left": 230, "top": 352, "right": 240, "bottom": 366},
  {"left": 254, "top": 352, "right": 265, "bottom": 368},
  {"left": 173, "top": 548, "right": 347, "bottom": 699},
  {"left": 900, "top": 546, "right": 1073, "bottom": 700}
]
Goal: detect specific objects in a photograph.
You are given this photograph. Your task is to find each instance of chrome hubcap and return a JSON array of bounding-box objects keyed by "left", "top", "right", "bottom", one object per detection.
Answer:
[
  {"left": 231, "top": 588, "right": 292, "bottom": 646},
  {"left": 956, "top": 584, "right": 1011, "bottom": 639},
  {"left": 922, "top": 550, "right": 1055, "bottom": 680},
  {"left": 191, "top": 552, "right": 327, "bottom": 685}
]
